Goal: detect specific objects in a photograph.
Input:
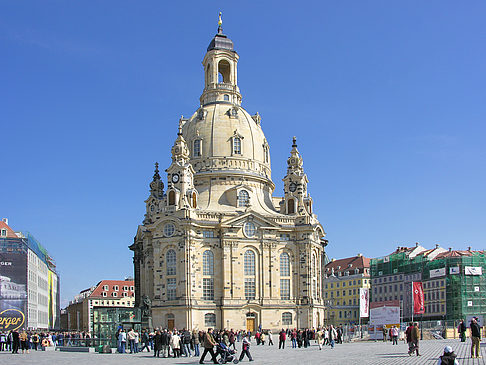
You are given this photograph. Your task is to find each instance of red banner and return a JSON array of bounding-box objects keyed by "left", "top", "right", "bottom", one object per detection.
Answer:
[{"left": 413, "top": 282, "right": 425, "bottom": 314}]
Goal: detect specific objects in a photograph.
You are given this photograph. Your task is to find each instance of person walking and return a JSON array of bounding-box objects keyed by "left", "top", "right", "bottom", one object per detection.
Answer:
[
  {"left": 153, "top": 329, "right": 161, "bottom": 357},
  {"left": 382, "top": 326, "right": 387, "bottom": 342},
  {"left": 170, "top": 331, "right": 181, "bottom": 358},
  {"left": 390, "top": 326, "right": 399, "bottom": 345},
  {"left": 470, "top": 317, "right": 481, "bottom": 359},
  {"left": 405, "top": 322, "right": 413, "bottom": 354},
  {"left": 409, "top": 322, "right": 420, "bottom": 356},
  {"left": 11, "top": 330, "right": 20, "bottom": 354},
  {"left": 238, "top": 334, "right": 253, "bottom": 362},
  {"left": 199, "top": 329, "right": 218, "bottom": 364},
  {"left": 329, "top": 325, "right": 337, "bottom": 349},
  {"left": 140, "top": 330, "right": 150, "bottom": 352},
  {"left": 458, "top": 320, "right": 466, "bottom": 342},
  {"left": 267, "top": 330, "right": 274, "bottom": 346},
  {"left": 193, "top": 329, "right": 200, "bottom": 356},
  {"left": 119, "top": 329, "right": 127, "bottom": 353},
  {"left": 278, "top": 329, "right": 286, "bottom": 349},
  {"left": 437, "top": 346, "right": 459, "bottom": 365},
  {"left": 316, "top": 328, "right": 324, "bottom": 350}
]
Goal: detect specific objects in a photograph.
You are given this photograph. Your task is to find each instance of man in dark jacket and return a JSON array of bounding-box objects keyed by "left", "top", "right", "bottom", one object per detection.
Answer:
[
  {"left": 409, "top": 323, "right": 420, "bottom": 356},
  {"left": 470, "top": 317, "right": 482, "bottom": 358},
  {"left": 153, "top": 330, "right": 161, "bottom": 357},
  {"left": 278, "top": 329, "right": 286, "bottom": 349},
  {"left": 199, "top": 329, "right": 218, "bottom": 364},
  {"left": 11, "top": 330, "right": 20, "bottom": 354},
  {"left": 161, "top": 329, "right": 170, "bottom": 357},
  {"left": 182, "top": 328, "right": 192, "bottom": 357},
  {"left": 458, "top": 320, "right": 466, "bottom": 342}
]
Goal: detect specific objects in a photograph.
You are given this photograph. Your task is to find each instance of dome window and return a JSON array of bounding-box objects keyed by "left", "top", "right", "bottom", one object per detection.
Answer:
[
  {"left": 233, "top": 137, "right": 241, "bottom": 155},
  {"left": 218, "top": 59, "right": 231, "bottom": 84},
  {"left": 168, "top": 190, "right": 176, "bottom": 206},
  {"left": 237, "top": 190, "right": 249, "bottom": 207},
  {"left": 243, "top": 222, "right": 257, "bottom": 238},
  {"left": 287, "top": 199, "right": 295, "bottom": 214},
  {"left": 224, "top": 94, "right": 230, "bottom": 101},
  {"left": 193, "top": 139, "right": 201, "bottom": 157},
  {"left": 163, "top": 223, "right": 175, "bottom": 237}
]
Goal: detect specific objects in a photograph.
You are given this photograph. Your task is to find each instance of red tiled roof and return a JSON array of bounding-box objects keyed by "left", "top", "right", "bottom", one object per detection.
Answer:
[
  {"left": 0, "top": 221, "right": 20, "bottom": 239},
  {"left": 89, "top": 280, "right": 135, "bottom": 299},
  {"left": 325, "top": 255, "right": 370, "bottom": 275},
  {"left": 434, "top": 250, "right": 477, "bottom": 259}
]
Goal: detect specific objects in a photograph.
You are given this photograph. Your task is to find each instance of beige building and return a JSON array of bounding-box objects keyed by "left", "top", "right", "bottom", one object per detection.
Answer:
[{"left": 130, "top": 18, "right": 328, "bottom": 332}]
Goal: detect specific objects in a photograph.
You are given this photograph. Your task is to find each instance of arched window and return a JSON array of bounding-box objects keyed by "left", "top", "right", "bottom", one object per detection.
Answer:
[
  {"left": 193, "top": 139, "right": 201, "bottom": 157},
  {"left": 192, "top": 192, "right": 197, "bottom": 208},
  {"left": 244, "top": 251, "right": 255, "bottom": 276},
  {"left": 238, "top": 190, "right": 249, "bottom": 207},
  {"left": 224, "top": 94, "right": 229, "bottom": 101},
  {"left": 166, "top": 249, "right": 176, "bottom": 276},
  {"left": 282, "top": 312, "right": 292, "bottom": 325},
  {"left": 287, "top": 199, "right": 295, "bottom": 214},
  {"left": 168, "top": 191, "right": 176, "bottom": 205},
  {"left": 311, "top": 253, "right": 318, "bottom": 299},
  {"left": 204, "top": 313, "right": 216, "bottom": 327},
  {"left": 280, "top": 253, "right": 290, "bottom": 276},
  {"left": 206, "top": 64, "right": 211, "bottom": 86},
  {"left": 280, "top": 253, "right": 291, "bottom": 300},
  {"left": 244, "top": 250, "right": 256, "bottom": 300},
  {"left": 203, "top": 250, "right": 214, "bottom": 276},
  {"left": 202, "top": 250, "right": 214, "bottom": 300},
  {"left": 218, "top": 59, "right": 230, "bottom": 83},
  {"left": 233, "top": 137, "right": 241, "bottom": 155}
]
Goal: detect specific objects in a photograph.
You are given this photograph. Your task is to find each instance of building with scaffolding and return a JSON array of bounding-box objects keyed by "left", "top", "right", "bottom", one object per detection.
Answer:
[
  {"left": 0, "top": 218, "right": 60, "bottom": 330},
  {"left": 370, "top": 243, "right": 486, "bottom": 322}
]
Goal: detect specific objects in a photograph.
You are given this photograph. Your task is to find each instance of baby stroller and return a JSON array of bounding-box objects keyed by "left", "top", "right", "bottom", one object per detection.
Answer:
[{"left": 216, "top": 342, "right": 239, "bottom": 364}]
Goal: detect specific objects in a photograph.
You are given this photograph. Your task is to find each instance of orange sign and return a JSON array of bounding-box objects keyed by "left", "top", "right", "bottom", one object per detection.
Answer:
[{"left": 0, "top": 309, "right": 25, "bottom": 331}]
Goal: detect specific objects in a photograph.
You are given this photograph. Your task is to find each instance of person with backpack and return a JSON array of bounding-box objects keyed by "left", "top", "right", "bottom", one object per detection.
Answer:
[{"left": 182, "top": 328, "right": 192, "bottom": 357}]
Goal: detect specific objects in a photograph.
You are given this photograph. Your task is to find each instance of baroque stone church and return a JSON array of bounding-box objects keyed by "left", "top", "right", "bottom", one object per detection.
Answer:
[{"left": 130, "top": 18, "right": 328, "bottom": 331}]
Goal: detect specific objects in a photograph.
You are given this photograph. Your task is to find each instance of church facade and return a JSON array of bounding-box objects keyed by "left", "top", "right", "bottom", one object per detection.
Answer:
[{"left": 130, "top": 20, "right": 328, "bottom": 331}]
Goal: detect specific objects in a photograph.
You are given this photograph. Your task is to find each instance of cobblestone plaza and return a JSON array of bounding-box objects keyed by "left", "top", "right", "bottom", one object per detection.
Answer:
[{"left": 0, "top": 339, "right": 484, "bottom": 365}]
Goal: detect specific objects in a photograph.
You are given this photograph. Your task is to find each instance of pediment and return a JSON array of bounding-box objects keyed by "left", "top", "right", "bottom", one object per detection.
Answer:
[{"left": 221, "top": 212, "right": 281, "bottom": 230}]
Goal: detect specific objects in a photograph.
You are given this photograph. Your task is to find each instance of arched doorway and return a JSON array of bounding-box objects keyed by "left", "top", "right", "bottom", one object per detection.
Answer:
[
  {"left": 246, "top": 312, "right": 256, "bottom": 333},
  {"left": 166, "top": 313, "right": 175, "bottom": 330}
]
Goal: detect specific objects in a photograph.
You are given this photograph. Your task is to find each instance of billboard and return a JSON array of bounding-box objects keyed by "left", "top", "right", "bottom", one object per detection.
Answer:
[
  {"left": 0, "top": 252, "right": 27, "bottom": 330},
  {"left": 359, "top": 288, "right": 369, "bottom": 318},
  {"left": 369, "top": 300, "right": 400, "bottom": 340},
  {"left": 429, "top": 267, "right": 446, "bottom": 278}
]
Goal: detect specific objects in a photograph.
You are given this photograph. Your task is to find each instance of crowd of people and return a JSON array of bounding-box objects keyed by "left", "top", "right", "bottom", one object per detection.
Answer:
[{"left": 0, "top": 330, "right": 99, "bottom": 353}]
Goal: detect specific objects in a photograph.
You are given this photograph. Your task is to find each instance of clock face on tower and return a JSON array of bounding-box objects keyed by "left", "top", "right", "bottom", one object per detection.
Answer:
[
  {"left": 172, "top": 173, "right": 180, "bottom": 183},
  {"left": 289, "top": 182, "right": 297, "bottom": 192}
]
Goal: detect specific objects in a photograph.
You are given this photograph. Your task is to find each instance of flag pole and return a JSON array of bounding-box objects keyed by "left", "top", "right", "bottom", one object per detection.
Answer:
[{"left": 411, "top": 281, "right": 414, "bottom": 323}]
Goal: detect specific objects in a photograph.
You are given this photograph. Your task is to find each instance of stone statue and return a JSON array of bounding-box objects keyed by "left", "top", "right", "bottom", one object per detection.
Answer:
[{"left": 141, "top": 295, "right": 152, "bottom": 318}]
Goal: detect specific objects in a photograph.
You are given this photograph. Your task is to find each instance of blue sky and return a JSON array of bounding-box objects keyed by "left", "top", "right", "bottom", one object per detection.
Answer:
[{"left": 1, "top": 1, "right": 485, "bottom": 306}]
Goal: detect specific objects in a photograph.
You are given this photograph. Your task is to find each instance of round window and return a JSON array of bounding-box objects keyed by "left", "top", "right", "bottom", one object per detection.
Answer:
[
  {"left": 243, "top": 222, "right": 257, "bottom": 238},
  {"left": 163, "top": 223, "right": 175, "bottom": 237}
]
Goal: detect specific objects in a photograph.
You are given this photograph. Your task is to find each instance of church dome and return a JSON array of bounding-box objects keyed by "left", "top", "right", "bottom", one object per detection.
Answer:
[{"left": 181, "top": 103, "right": 272, "bottom": 185}]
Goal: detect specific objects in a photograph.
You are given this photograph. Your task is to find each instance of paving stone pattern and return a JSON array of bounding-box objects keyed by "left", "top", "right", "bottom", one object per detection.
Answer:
[{"left": 0, "top": 338, "right": 484, "bottom": 365}]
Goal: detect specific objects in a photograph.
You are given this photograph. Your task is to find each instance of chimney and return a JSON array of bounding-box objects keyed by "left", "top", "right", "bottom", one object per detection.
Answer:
[
  {"left": 435, "top": 244, "right": 439, "bottom": 249},
  {"left": 1, "top": 218, "right": 8, "bottom": 225},
  {"left": 468, "top": 246, "right": 471, "bottom": 252},
  {"left": 415, "top": 242, "right": 419, "bottom": 247},
  {"left": 449, "top": 248, "right": 452, "bottom": 252},
  {"left": 357, "top": 253, "right": 362, "bottom": 257}
]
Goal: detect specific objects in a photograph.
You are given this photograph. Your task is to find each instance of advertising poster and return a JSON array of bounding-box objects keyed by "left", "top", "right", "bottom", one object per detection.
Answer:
[
  {"left": 359, "top": 288, "right": 369, "bottom": 318},
  {"left": 413, "top": 282, "right": 425, "bottom": 314},
  {"left": 429, "top": 267, "right": 446, "bottom": 278},
  {"left": 369, "top": 300, "right": 400, "bottom": 340},
  {"left": 0, "top": 252, "right": 28, "bottom": 331},
  {"left": 465, "top": 266, "right": 482, "bottom": 276}
]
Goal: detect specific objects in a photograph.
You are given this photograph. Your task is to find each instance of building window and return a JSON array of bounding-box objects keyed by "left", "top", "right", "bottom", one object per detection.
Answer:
[
  {"left": 280, "top": 253, "right": 290, "bottom": 276},
  {"left": 280, "top": 233, "right": 290, "bottom": 241},
  {"left": 203, "top": 250, "right": 214, "bottom": 275},
  {"left": 203, "top": 278, "right": 214, "bottom": 300},
  {"left": 243, "top": 222, "right": 256, "bottom": 237},
  {"left": 238, "top": 190, "right": 249, "bottom": 207},
  {"left": 244, "top": 251, "right": 256, "bottom": 276},
  {"left": 233, "top": 137, "right": 241, "bottom": 155},
  {"left": 1, "top": 229, "right": 6, "bottom": 237},
  {"left": 203, "top": 230, "right": 215, "bottom": 238},
  {"left": 112, "top": 292, "right": 117, "bottom": 297},
  {"left": 280, "top": 279, "right": 290, "bottom": 300},
  {"left": 245, "top": 278, "right": 256, "bottom": 300},
  {"left": 224, "top": 94, "right": 229, "bottom": 101},
  {"left": 113, "top": 285, "right": 119, "bottom": 291},
  {"left": 102, "top": 292, "right": 107, "bottom": 297},
  {"left": 163, "top": 223, "right": 175, "bottom": 237},
  {"left": 287, "top": 199, "right": 295, "bottom": 214},
  {"left": 193, "top": 139, "right": 201, "bottom": 157},
  {"left": 166, "top": 249, "right": 177, "bottom": 275},
  {"left": 167, "top": 278, "right": 176, "bottom": 300},
  {"left": 282, "top": 312, "right": 292, "bottom": 325},
  {"left": 205, "top": 313, "right": 216, "bottom": 327},
  {"left": 168, "top": 190, "right": 176, "bottom": 205}
]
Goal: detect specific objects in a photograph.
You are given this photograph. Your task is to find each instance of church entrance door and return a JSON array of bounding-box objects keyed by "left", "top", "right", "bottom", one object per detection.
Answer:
[
  {"left": 168, "top": 319, "right": 175, "bottom": 330},
  {"left": 246, "top": 318, "right": 255, "bottom": 332}
]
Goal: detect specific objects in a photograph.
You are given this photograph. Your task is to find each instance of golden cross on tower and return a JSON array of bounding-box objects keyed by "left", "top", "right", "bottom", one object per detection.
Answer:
[{"left": 218, "top": 12, "right": 222, "bottom": 27}]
